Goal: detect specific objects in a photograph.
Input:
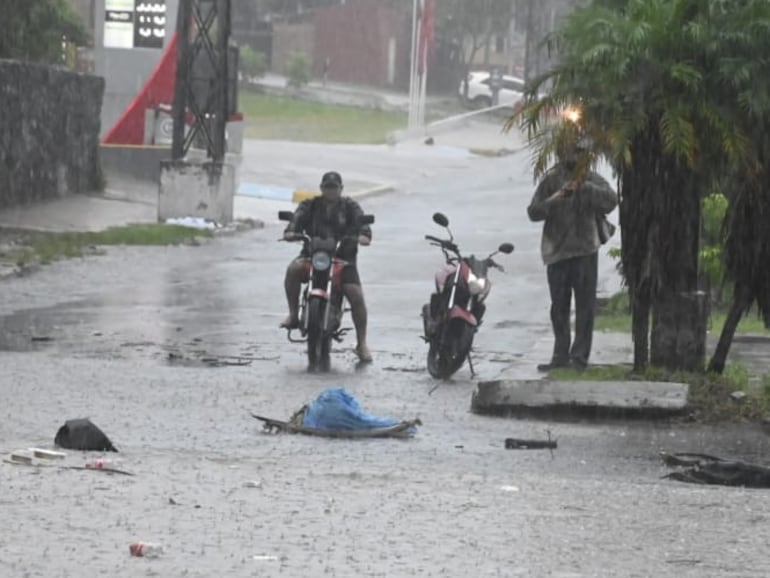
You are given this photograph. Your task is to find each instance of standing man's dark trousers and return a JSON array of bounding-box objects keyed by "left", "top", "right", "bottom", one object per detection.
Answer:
[{"left": 544, "top": 252, "right": 598, "bottom": 369}]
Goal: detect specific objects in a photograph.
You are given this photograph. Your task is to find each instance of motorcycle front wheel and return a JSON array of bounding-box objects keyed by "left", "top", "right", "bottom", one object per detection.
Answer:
[
  {"left": 426, "top": 319, "right": 475, "bottom": 379},
  {"left": 306, "top": 298, "right": 332, "bottom": 372}
]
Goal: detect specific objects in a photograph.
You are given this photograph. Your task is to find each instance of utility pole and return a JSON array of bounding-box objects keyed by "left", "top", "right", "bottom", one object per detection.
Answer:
[
  {"left": 523, "top": 0, "right": 535, "bottom": 81},
  {"left": 171, "top": 0, "right": 232, "bottom": 161}
]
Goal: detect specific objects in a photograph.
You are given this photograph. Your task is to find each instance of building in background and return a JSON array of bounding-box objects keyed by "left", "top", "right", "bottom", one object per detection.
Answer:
[{"left": 269, "top": 1, "right": 411, "bottom": 90}]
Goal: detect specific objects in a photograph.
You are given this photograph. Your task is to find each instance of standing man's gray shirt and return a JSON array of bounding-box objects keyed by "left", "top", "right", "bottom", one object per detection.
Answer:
[{"left": 527, "top": 166, "right": 618, "bottom": 265}]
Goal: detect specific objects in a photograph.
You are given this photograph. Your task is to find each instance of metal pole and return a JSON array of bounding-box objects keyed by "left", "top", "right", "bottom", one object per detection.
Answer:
[
  {"left": 418, "top": 43, "right": 428, "bottom": 128},
  {"left": 408, "top": 0, "right": 419, "bottom": 130},
  {"left": 172, "top": 0, "right": 192, "bottom": 160},
  {"left": 524, "top": 0, "right": 534, "bottom": 82},
  {"left": 213, "top": 0, "right": 231, "bottom": 161}
]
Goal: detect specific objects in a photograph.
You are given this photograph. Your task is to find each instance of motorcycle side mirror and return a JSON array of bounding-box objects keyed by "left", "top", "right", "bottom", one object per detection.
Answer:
[
  {"left": 278, "top": 211, "right": 294, "bottom": 222},
  {"left": 357, "top": 214, "right": 375, "bottom": 226},
  {"left": 499, "top": 242, "right": 515, "bottom": 254},
  {"left": 432, "top": 212, "right": 449, "bottom": 228}
]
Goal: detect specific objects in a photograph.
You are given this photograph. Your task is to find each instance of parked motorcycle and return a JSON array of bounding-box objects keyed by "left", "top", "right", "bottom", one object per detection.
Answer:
[
  {"left": 278, "top": 210, "right": 375, "bottom": 372},
  {"left": 421, "top": 212, "right": 514, "bottom": 379}
]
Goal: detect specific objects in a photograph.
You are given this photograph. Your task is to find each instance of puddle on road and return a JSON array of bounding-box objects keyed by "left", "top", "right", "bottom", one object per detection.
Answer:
[{"left": 0, "top": 300, "right": 98, "bottom": 352}]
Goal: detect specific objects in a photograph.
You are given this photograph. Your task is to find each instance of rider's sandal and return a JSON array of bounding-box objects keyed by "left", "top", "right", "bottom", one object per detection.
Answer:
[
  {"left": 280, "top": 316, "right": 300, "bottom": 330},
  {"left": 355, "top": 344, "right": 373, "bottom": 363}
]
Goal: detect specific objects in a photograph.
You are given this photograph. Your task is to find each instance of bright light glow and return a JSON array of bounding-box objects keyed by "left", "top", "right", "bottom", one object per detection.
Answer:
[{"left": 563, "top": 106, "right": 582, "bottom": 124}]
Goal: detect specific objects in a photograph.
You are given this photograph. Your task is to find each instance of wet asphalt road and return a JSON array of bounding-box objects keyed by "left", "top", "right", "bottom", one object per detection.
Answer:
[{"left": 0, "top": 145, "right": 769, "bottom": 578}]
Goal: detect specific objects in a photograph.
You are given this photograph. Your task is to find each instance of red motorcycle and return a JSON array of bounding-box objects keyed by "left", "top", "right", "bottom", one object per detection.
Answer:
[
  {"left": 278, "top": 210, "right": 375, "bottom": 372},
  {"left": 422, "top": 212, "right": 514, "bottom": 379}
]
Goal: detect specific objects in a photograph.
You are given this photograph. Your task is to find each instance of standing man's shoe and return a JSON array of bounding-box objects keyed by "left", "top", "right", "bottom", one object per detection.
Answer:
[
  {"left": 537, "top": 360, "right": 568, "bottom": 372},
  {"left": 569, "top": 358, "right": 588, "bottom": 371}
]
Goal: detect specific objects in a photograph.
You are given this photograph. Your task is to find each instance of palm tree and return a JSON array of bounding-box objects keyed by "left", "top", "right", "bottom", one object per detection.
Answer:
[
  {"left": 706, "top": 1, "right": 770, "bottom": 373},
  {"left": 509, "top": 0, "right": 752, "bottom": 372}
]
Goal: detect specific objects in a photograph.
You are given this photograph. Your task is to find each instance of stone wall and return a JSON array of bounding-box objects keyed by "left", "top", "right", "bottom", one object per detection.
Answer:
[{"left": 0, "top": 59, "right": 105, "bottom": 208}]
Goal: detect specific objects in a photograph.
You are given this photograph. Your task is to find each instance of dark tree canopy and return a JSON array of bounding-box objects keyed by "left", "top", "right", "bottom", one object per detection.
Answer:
[{"left": 0, "top": 0, "right": 88, "bottom": 64}]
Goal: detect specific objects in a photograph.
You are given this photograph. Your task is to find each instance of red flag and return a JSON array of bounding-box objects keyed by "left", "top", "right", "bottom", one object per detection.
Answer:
[{"left": 417, "top": 0, "right": 435, "bottom": 76}]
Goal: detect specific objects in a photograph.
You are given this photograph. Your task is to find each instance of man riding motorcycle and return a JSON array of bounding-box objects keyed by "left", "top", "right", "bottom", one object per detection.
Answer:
[{"left": 280, "top": 171, "right": 373, "bottom": 363}]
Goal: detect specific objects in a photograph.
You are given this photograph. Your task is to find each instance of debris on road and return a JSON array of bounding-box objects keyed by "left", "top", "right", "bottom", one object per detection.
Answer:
[
  {"left": 30, "top": 448, "right": 66, "bottom": 460},
  {"left": 166, "top": 350, "right": 259, "bottom": 367},
  {"left": 253, "top": 555, "right": 279, "bottom": 562},
  {"left": 3, "top": 447, "right": 134, "bottom": 475},
  {"left": 165, "top": 216, "right": 217, "bottom": 230},
  {"left": 129, "top": 542, "right": 164, "bottom": 558},
  {"left": 251, "top": 387, "right": 421, "bottom": 439},
  {"left": 55, "top": 418, "right": 118, "bottom": 452},
  {"left": 504, "top": 437, "right": 558, "bottom": 450},
  {"left": 661, "top": 452, "right": 770, "bottom": 488}
]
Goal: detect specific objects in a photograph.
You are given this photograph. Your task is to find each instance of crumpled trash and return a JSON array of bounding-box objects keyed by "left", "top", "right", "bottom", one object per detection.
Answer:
[
  {"left": 55, "top": 418, "right": 118, "bottom": 452},
  {"left": 299, "top": 387, "right": 418, "bottom": 435},
  {"left": 165, "top": 217, "right": 218, "bottom": 230}
]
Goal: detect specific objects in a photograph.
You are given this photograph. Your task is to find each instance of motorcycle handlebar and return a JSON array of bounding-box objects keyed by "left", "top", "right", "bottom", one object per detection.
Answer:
[
  {"left": 486, "top": 258, "right": 505, "bottom": 272},
  {"left": 284, "top": 233, "right": 363, "bottom": 242},
  {"left": 425, "top": 235, "right": 459, "bottom": 254}
]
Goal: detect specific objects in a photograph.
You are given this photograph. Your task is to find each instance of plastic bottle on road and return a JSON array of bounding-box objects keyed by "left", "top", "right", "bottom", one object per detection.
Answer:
[{"left": 129, "top": 542, "right": 164, "bottom": 558}]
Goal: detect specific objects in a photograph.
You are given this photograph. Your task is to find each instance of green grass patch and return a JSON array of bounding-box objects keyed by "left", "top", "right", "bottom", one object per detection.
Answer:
[
  {"left": 547, "top": 362, "right": 770, "bottom": 422},
  {"left": 238, "top": 90, "right": 406, "bottom": 144},
  {"left": 595, "top": 290, "right": 770, "bottom": 335},
  {"left": 4, "top": 224, "right": 212, "bottom": 266}
]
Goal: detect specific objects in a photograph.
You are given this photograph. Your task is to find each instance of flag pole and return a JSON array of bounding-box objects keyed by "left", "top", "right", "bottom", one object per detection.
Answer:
[
  {"left": 418, "top": 45, "right": 428, "bottom": 129},
  {"left": 408, "top": 0, "right": 420, "bottom": 131}
]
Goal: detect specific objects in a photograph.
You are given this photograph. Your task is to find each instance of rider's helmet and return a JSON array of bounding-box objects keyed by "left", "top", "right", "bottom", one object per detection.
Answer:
[{"left": 320, "top": 171, "right": 343, "bottom": 189}]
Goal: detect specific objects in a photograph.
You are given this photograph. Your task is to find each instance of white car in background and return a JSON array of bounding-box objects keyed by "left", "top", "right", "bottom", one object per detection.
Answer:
[{"left": 459, "top": 71, "right": 526, "bottom": 110}]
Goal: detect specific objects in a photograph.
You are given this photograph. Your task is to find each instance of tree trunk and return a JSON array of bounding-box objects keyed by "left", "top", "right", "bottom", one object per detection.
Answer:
[
  {"left": 648, "top": 162, "right": 704, "bottom": 373},
  {"left": 707, "top": 286, "right": 751, "bottom": 374},
  {"left": 631, "top": 289, "right": 651, "bottom": 372},
  {"left": 650, "top": 290, "right": 709, "bottom": 372}
]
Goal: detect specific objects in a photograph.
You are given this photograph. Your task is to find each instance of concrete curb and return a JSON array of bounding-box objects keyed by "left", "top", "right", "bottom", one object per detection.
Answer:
[
  {"left": 239, "top": 183, "right": 396, "bottom": 204},
  {"left": 471, "top": 379, "right": 690, "bottom": 421},
  {"left": 348, "top": 184, "right": 397, "bottom": 201}
]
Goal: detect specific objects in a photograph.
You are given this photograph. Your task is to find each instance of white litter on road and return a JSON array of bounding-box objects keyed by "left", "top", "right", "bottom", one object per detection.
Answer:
[{"left": 165, "top": 217, "right": 218, "bottom": 230}]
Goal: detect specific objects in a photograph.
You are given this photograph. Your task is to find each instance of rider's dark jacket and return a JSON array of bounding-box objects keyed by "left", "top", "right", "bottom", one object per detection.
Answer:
[{"left": 284, "top": 196, "right": 372, "bottom": 263}]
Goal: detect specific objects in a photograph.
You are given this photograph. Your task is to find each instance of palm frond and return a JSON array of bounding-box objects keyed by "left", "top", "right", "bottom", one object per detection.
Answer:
[{"left": 659, "top": 109, "right": 697, "bottom": 166}]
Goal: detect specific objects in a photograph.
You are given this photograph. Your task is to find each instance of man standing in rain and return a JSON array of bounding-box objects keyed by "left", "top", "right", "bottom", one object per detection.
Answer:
[{"left": 527, "top": 141, "right": 618, "bottom": 371}]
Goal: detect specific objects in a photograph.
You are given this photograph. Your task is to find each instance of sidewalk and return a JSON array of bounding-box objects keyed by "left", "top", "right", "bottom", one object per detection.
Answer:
[
  {"left": 478, "top": 327, "right": 770, "bottom": 420},
  {"left": 0, "top": 171, "right": 395, "bottom": 234}
]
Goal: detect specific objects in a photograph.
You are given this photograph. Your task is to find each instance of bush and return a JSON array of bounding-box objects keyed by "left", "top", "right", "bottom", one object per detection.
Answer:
[
  {"left": 239, "top": 45, "right": 267, "bottom": 80},
  {"left": 285, "top": 52, "right": 311, "bottom": 88},
  {"left": 606, "top": 194, "right": 731, "bottom": 307},
  {"left": 701, "top": 193, "right": 730, "bottom": 305}
]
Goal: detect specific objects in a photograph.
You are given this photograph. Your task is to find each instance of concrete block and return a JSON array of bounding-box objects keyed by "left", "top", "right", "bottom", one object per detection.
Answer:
[
  {"left": 226, "top": 120, "right": 245, "bottom": 154},
  {"left": 159, "top": 160, "right": 235, "bottom": 224},
  {"left": 471, "top": 379, "right": 689, "bottom": 418},
  {"left": 101, "top": 145, "right": 170, "bottom": 183}
]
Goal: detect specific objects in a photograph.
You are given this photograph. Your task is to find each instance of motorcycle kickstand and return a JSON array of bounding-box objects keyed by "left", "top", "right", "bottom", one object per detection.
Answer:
[{"left": 467, "top": 351, "right": 476, "bottom": 378}]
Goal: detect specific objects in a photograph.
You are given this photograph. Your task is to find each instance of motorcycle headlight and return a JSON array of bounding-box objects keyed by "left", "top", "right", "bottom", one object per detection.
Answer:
[
  {"left": 311, "top": 251, "right": 332, "bottom": 271},
  {"left": 467, "top": 273, "right": 486, "bottom": 295}
]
